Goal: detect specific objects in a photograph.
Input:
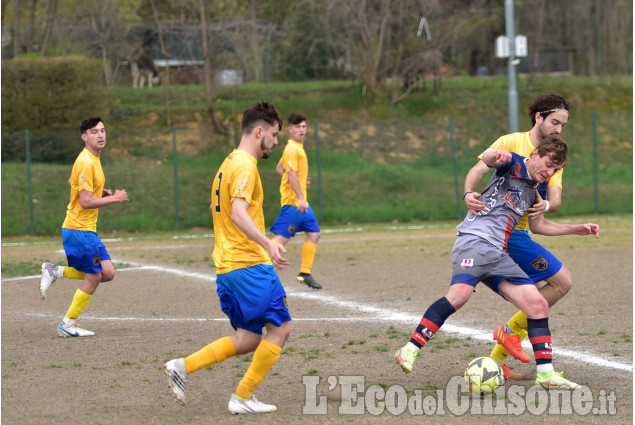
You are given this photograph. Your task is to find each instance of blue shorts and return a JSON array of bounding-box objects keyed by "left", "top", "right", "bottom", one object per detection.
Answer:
[
  {"left": 507, "top": 230, "right": 563, "bottom": 283},
  {"left": 270, "top": 205, "right": 320, "bottom": 238},
  {"left": 62, "top": 228, "right": 110, "bottom": 274},
  {"left": 216, "top": 264, "right": 291, "bottom": 334}
]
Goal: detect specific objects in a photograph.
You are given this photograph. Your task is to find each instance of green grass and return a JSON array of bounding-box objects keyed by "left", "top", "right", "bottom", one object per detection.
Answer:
[{"left": 1, "top": 76, "right": 631, "bottom": 236}]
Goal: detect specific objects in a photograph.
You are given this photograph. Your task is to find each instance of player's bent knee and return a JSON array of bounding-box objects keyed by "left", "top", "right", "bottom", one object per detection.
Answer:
[
  {"left": 100, "top": 271, "right": 115, "bottom": 282},
  {"left": 526, "top": 296, "right": 549, "bottom": 318}
]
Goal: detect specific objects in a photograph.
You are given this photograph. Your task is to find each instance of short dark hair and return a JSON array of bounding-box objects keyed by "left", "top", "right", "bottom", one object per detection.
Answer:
[
  {"left": 528, "top": 93, "right": 569, "bottom": 126},
  {"left": 241, "top": 101, "right": 283, "bottom": 135},
  {"left": 80, "top": 116, "right": 104, "bottom": 134},
  {"left": 288, "top": 113, "right": 307, "bottom": 126},
  {"left": 536, "top": 134, "right": 568, "bottom": 167}
]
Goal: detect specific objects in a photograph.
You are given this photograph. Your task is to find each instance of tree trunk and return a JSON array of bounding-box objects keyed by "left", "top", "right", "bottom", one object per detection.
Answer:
[
  {"left": 40, "top": 0, "right": 58, "bottom": 56},
  {"left": 199, "top": 0, "right": 227, "bottom": 135},
  {"left": 89, "top": 1, "right": 112, "bottom": 89},
  {"left": 149, "top": 0, "right": 171, "bottom": 127}
]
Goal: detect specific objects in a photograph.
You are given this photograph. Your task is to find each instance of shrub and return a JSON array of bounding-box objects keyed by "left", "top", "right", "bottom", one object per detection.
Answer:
[{"left": 1, "top": 56, "right": 109, "bottom": 162}]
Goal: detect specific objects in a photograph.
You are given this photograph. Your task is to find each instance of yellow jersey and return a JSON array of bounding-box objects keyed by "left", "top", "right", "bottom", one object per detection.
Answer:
[
  {"left": 278, "top": 139, "right": 308, "bottom": 207},
  {"left": 211, "top": 150, "right": 271, "bottom": 274},
  {"left": 478, "top": 132, "right": 563, "bottom": 231},
  {"left": 62, "top": 148, "right": 104, "bottom": 232}
]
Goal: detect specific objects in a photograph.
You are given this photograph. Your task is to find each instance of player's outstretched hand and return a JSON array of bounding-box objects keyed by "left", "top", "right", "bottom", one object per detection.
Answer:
[{"left": 578, "top": 223, "right": 600, "bottom": 239}]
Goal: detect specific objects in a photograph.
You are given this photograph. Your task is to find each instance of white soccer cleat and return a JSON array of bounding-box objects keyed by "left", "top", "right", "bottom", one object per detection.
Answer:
[
  {"left": 40, "top": 262, "right": 59, "bottom": 300},
  {"left": 56, "top": 319, "right": 95, "bottom": 337},
  {"left": 165, "top": 358, "right": 189, "bottom": 405},
  {"left": 228, "top": 394, "right": 277, "bottom": 414}
]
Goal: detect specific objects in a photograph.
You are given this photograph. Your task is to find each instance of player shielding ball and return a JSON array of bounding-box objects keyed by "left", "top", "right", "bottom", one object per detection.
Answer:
[{"left": 395, "top": 136, "right": 599, "bottom": 390}]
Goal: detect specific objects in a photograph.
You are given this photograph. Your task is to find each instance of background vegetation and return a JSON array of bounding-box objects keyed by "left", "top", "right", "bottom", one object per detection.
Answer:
[{"left": 1, "top": 75, "right": 631, "bottom": 237}]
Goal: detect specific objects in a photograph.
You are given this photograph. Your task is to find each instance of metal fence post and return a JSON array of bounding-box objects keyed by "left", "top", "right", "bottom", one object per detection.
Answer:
[
  {"left": 314, "top": 121, "right": 324, "bottom": 224},
  {"left": 26, "top": 130, "right": 35, "bottom": 236},
  {"left": 173, "top": 126, "right": 180, "bottom": 227},
  {"left": 448, "top": 116, "right": 462, "bottom": 219},
  {"left": 592, "top": 110, "right": 599, "bottom": 214}
]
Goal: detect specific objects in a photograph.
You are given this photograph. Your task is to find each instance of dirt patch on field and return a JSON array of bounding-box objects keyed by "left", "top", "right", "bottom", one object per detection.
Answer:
[{"left": 1, "top": 221, "right": 632, "bottom": 424}]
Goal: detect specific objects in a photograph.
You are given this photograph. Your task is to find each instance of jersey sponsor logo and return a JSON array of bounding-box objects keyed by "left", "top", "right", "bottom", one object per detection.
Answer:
[
  {"left": 93, "top": 255, "right": 101, "bottom": 266},
  {"left": 461, "top": 258, "right": 474, "bottom": 269},
  {"left": 237, "top": 176, "right": 247, "bottom": 194},
  {"left": 288, "top": 224, "right": 296, "bottom": 234},
  {"left": 531, "top": 256, "right": 548, "bottom": 271}
]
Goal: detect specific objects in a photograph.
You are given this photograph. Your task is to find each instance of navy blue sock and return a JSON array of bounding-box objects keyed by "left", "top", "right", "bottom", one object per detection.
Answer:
[{"left": 409, "top": 297, "right": 455, "bottom": 349}]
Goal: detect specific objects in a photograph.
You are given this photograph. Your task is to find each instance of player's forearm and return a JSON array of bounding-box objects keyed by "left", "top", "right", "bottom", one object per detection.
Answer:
[
  {"left": 79, "top": 193, "right": 120, "bottom": 209},
  {"left": 231, "top": 203, "right": 271, "bottom": 249},
  {"left": 464, "top": 161, "right": 490, "bottom": 193},
  {"left": 531, "top": 219, "right": 583, "bottom": 237},
  {"left": 287, "top": 171, "right": 305, "bottom": 202}
]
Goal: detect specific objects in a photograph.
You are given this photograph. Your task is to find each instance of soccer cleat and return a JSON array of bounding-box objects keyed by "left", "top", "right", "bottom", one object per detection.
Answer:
[
  {"left": 394, "top": 344, "right": 418, "bottom": 373},
  {"left": 493, "top": 325, "right": 531, "bottom": 363},
  {"left": 40, "top": 262, "right": 59, "bottom": 300},
  {"left": 297, "top": 273, "right": 322, "bottom": 289},
  {"left": 228, "top": 394, "right": 277, "bottom": 414},
  {"left": 165, "top": 358, "right": 189, "bottom": 405},
  {"left": 56, "top": 320, "right": 95, "bottom": 337},
  {"left": 536, "top": 370, "right": 581, "bottom": 390},
  {"left": 501, "top": 363, "right": 524, "bottom": 380}
]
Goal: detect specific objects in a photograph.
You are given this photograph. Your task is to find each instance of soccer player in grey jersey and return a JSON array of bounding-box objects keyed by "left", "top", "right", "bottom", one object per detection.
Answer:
[{"left": 395, "top": 135, "right": 600, "bottom": 390}]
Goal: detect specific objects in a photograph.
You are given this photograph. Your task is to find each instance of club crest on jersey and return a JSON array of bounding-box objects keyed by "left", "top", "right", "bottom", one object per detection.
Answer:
[
  {"left": 503, "top": 186, "right": 522, "bottom": 206},
  {"left": 531, "top": 256, "right": 548, "bottom": 271},
  {"left": 461, "top": 258, "right": 474, "bottom": 269}
]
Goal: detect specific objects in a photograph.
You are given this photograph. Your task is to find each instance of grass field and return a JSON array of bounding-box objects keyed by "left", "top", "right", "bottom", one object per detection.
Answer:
[{"left": 1, "top": 214, "right": 632, "bottom": 424}]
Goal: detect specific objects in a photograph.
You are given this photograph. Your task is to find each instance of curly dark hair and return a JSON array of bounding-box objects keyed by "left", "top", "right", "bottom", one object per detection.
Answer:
[{"left": 527, "top": 93, "right": 569, "bottom": 126}]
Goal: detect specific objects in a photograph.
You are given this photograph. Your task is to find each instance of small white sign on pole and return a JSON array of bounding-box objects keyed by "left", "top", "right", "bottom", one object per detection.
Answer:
[
  {"left": 495, "top": 35, "right": 509, "bottom": 58},
  {"left": 515, "top": 35, "right": 528, "bottom": 57},
  {"left": 495, "top": 35, "right": 528, "bottom": 58}
]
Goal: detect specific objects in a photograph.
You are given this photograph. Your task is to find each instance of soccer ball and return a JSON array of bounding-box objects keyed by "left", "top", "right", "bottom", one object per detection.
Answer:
[{"left": 464, "top": 356, "right": 504, "bottom": 395}]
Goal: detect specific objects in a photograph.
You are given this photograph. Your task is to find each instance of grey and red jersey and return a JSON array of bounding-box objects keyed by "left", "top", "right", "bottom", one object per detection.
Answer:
[{"left": 456, "top": 153, "right": 540, "bottom": 252}]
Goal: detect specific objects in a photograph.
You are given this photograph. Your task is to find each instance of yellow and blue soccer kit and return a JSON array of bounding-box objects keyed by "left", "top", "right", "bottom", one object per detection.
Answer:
[
  {"left": 270, "top": 140, "right": 320, "bottom": 238},
  {"left": 62, "top": 148, "right": 110, "bottom": 274},
  {"left": 211, "top": 150, "right": 291, "bottom": 334}
]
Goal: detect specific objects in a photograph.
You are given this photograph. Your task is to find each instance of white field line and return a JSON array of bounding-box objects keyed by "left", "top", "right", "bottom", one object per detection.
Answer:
[{"left": 4, "top": 261, "right": 632, "bottom": 372}]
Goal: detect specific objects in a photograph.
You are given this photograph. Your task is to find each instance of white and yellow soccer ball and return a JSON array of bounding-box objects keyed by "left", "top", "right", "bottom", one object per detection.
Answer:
[{"left": 464, "top": 356, "right": 505, "bottom": 395}]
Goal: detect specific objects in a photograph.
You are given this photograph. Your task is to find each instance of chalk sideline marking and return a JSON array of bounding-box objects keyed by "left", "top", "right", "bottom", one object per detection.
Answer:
[{"left": 4, "top": 260, "right": 631, "bottom": 372}]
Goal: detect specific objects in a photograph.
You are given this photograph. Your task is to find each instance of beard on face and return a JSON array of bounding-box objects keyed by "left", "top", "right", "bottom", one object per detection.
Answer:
[{"left": 260, "top": 136, "right": 271, "bottom": 159}]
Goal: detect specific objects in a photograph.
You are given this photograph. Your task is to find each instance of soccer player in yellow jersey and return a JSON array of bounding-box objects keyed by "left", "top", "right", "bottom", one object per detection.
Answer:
[
  {"left": 270, "top": 113, "right": 323, "bottom": 289},
  {"left": 39, "top": 116, "right": 129, "bottom": 337},
  {"left": 164, "top": 101, "right": 291, "bottom": 415},
  {"left": 463, "top": 93, "right": 572, "bottom": 380}
]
